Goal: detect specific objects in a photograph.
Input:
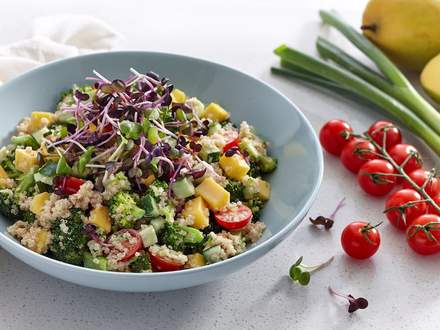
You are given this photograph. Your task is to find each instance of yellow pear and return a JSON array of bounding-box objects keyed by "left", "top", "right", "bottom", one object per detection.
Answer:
[
  {"left": 362, "top": 0, "right": 440, "bottom": 71},
  {"left": 421, "top": 53, "right": 440, "bottom": 103}
]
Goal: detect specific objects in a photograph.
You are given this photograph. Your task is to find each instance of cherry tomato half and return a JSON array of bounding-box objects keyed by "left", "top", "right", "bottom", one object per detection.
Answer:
[
  {"left": 341, "top": 221, "right": 381, "bottom": 259},
  {"left": 149, "top": 252, "right": 186, "bottom": 272},
  {"left": 367, "top": 120, "right": 402, "bottom": 149},
  {"left": 53, "top": 176, "right": 86, "bottom": 195},
  {"left": 406, "top": 214, "right": 440, "bottom": 255},
  {"left": 402, "top": 169, "right": 440, "bottom": 198},
  {"left": 319, "top": 119, "right": 353, "bottom": 156},
  {"left": 108, "top": 229, "right": 143, "bottom": 262},
  {"left": 388, "top": 144, "right": 422, "bottom": 174},
  {"left": 340, "top": 139, "right": 377, "bottom": 173},
  {"left": 215, "top": 203, "right": 253, "bottom": 230},
  {"left": 384, "top": 189, "right": 427, "bottom": 230},
  {"left": 357, "top": 160, "right": 396, "bottom": 196}
]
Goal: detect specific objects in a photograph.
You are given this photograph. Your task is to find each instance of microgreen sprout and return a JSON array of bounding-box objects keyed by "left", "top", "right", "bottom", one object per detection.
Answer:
[
  {"left": 289, "top": 256, "right": 334, "bottom": 286},
  {"left": 328, "top": 286, "right": 368, "bottom": 313},
  {"left": 309, "top": 197, "right": 346, "bottom": 230}
]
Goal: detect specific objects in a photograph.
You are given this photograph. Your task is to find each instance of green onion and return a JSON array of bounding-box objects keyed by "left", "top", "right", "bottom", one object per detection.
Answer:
[
  {"left": 76, "top": 146, "right": 94, "bottom": 176},
  {"left": 11, "top": 135, "right": 40, "bottom": 150},
  {"left": 318, "top": 10, "right": 440, "bottom": 137},
  {"left": 273, "top": 45, "right": 440, "bottom": 155}
]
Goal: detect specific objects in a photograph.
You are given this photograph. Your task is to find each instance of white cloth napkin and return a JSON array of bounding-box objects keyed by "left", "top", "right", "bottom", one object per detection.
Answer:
[{"left": 0, "top": 15, "right": 120, "bottom": 84}]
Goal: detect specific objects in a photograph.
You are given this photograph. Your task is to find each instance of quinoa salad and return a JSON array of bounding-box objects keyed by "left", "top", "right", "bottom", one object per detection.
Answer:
[{"left": 2, "top": 69, "right": 276, "bottom": 272}]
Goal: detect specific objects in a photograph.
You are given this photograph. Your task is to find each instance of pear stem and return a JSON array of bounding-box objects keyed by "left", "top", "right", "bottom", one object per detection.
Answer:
[{"left": 360, "top": 24, "right": 377, "bottom": 32}]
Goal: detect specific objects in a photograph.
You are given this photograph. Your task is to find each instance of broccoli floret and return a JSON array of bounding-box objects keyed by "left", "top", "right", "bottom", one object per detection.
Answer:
[
  {"left": 239, "top": 132, "right": 277, "bottom": 174},
  {"left": 21, "top": 210, "right": 36, "bottom": 223},
  {"left": 50, "top": 209, "right": 87, "bottom": 265},
  {"left": 130, "top": 254, "right": 151, "bottom": 273},
  {"left": 109, "top": 191, "right": 145, "bottom": 228},
  {"left": 259, "top": 155, "right": 277, "bottom": 173},
  {"left": 104, "top": 172, "right": 130, "bottom": 191},
  {"left": 248, "top": 161, "right": 261, "bottom": 178},
  {"left": 0, "top": 189, "right": 21, "bottom": 220},
  {"left": 161, "top": 222, "right": 204, "bottom": 252},
  {"left": 245, "top": 198, "right": 265, "bottom": 219},
  {"left": 146, "top": 180, "right": 168, "bottom": 198},
  {"left": 0, "top": 189, "right": 36, "bottom": 222},
  {"left": 225, "top": 180, "right": 244, "bottom": 202}
]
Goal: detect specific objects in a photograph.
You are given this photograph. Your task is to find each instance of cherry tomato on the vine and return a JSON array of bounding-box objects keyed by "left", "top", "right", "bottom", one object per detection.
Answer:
[
  {"left": 319, "top": 120, "right": 353, "bottom": 156},
  {"left": 388, "top": 144, "right": 423, "bottom": 174},
  {"left": 340, "top": 139, "right": 377, "bottom": 173},
  {"left": 341, "top": 221, "right": 381, "bottom": 259},
  {"left": 402, "top": 169, "right": 440, "bottom": 198},
  {"left": 367, "top": 120, "right": 402, "bottom": 149},
  {"left": 428, "top": 195, "right": 440, "bottom": 216},
  {"left": 357, "top": 160, "right": 397, "bottom": 196},
  {"left": 384, "top": 189, "right": 427, "bottom": 230},
  {"left": 406, "top": 214, "right": 440, "bottom": 255}
]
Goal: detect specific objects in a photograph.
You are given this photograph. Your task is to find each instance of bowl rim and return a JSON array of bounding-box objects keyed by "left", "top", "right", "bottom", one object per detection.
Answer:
[{"left": 0, "top": 50, "right": 324, "bottom": 278}]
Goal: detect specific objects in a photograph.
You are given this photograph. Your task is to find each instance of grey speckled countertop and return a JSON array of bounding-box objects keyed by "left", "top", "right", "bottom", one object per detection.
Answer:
[{"left": 1, "top": 1, "right": 440, "bottom": 329}]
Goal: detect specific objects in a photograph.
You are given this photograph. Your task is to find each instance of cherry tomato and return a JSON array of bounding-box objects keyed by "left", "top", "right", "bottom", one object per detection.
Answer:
[
  {"left": 388, "top": 144, "right": 422, "bottom": 174},
  {"left": 319, "top": 120, "right": 353, "bottom": 156},
  {"left": 428, "top": 195, "right": 440, "bottom": 216},
  {"left": 367, "top": 120, "right": 402, "bottom": 149},
  {"left": 53, "top": 176, "right": 86, "bottom": 195},
  {"left": 108, "top": 229, "right": 142, "bottom": 262},
  {"left": 215, "top": 203, "right": 253, "bottom": 230},
  {"left": 340, "top": 139, "right": 377, "bottom": 173},
  {"left": 341, "top": 221, "right": 381, "bottom": 259},
  {"left": 406, "top": 214, "right": 440, "bottom": 255},
  {"left": 223, "top": 132, "right": 240, "bottom": 153},
  {"left": 402, "top": 169, "right": 440, "bottom": 198},
  {"left": 149, "top": 252, "right": 185, "bottom": 272},
  {"left": 357, "top": 160, "right": 396, "bottom": 196},
  {"left": 384, "top": 189, "right": 427, "bottom": 230}
]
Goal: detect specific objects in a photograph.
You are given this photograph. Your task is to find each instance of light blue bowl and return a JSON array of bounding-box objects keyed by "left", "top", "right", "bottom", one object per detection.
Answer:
[{"left": 0, "top": 52, "right": 323, "bottom": 292}]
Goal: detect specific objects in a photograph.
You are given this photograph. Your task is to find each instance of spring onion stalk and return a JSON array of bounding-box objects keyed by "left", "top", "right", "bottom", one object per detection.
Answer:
[
  {"left": 316, "top": 37, "right": 429, "bottom": 111},
  {"left": 271, "top": 66, "right": 371, "bottom": 105},
  {"left": 319, "top": 10, "right": 440, "bottom": 136},
  {"left": 316, "top": 37, "right": 394, "bottom": 95},
  {"left": 271, "top": 66, "right": 375, "bottom": 107},
  {"left": 273, "top": 45, "right": 440, "bottom": 155}
]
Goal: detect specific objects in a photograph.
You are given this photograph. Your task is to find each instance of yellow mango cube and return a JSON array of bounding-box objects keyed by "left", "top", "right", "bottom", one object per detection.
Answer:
[
  {"left": 89, "top": 206, "right": 111, "bottom": 234},
  {"left": 33, "top": 229, "right": 50, "bottom": 254},
  {"left": 219, "top": 154, "right": 250, "bottom": 181},
  {"left": 29, "top": 112, "right": 55, "bottom": 132},
  {"left": 171, "top": 88, "right": 187, "bottom": 103},
  {"left": 182, "top": 196, "right": 210, "bottom": 229},
  {"left": 202, "top": 103, "right": 230, "bottom": 122},
  {"left": 195, "top": 177, "right": 230, "bottom": 211},
  {"left": 0, "top": 166, "right": 8, "bottom": 179},
  {"left": 30, "top": 192, "right": 50, "bottom": 215},
  {"left": 15, "top": 148, "right": 39, "bottom": 173},
  {"left": 142, "top": 174, "right": 156, "bottom": 186},
  {"left": 185, "top": 253, "right": 206, "bottom": 268}
]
